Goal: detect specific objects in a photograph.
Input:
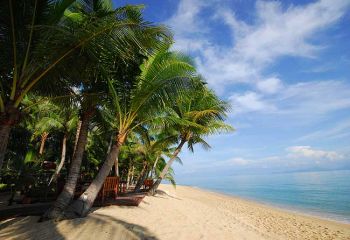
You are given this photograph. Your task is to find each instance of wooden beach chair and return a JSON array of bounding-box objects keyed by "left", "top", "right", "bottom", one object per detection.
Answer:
[
  {"left": 101, "top": 177, "right": 119, "bottom": 205},
  {"left": 143, "top": 179, "right": 154, "bottom": 190}
]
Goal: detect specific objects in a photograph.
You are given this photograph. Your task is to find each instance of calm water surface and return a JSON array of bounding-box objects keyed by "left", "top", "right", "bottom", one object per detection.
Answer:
[{"left": 184, "top": 170, "right": 350, "bottom": 223}]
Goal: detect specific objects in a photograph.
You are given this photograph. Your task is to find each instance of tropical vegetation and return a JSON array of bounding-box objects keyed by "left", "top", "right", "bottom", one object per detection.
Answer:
[{"left": 0, "top": 0, "right": 233, "bottom": 220}]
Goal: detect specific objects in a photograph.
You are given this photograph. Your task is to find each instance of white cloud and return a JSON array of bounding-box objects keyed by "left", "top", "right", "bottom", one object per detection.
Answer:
[
  {"left": 229, "top": 91, "right": 275, "bottom": 113},
  {"left": 166, "top": 0, "right": 350, "bottom": 92},
  {"left": 256, "top": 77, "right": 282, "bottom": 94},
  {"left": 229, "top": 80, "right": 350, "bottom": 117},
  {"left": 227, "top": 157, "right": 251, "bottom": 166},
  {"left": 278, "top": 80, "right": 350, "bottom": 116},
  {"left": 286, "top": 146, "right": 344, "bottom": 160},
  {"left": 299, "top": 119, "right": 350, "bottom": 141},
  {"left": 231, "top": 0, "right": 350, "bottom": 64},
  {"left": 166, "top": 0, "right": 208, "bottom": 36}
]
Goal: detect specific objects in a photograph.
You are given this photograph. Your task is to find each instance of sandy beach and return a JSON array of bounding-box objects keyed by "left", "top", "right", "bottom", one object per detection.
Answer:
[{"left": 1, "top": 184, "right": 349, "bottom": 240}]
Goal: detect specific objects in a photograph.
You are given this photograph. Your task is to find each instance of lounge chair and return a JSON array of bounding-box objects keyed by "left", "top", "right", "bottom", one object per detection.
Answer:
[
  {"left": 101, "top": 176, "right": 119, "bottom": 205},
  {"left": 143, "top": 179, "right": 154, "bottom": 190}
]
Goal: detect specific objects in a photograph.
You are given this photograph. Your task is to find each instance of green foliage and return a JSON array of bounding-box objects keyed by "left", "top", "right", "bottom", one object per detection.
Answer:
[
  {"left": 0, "top": 1, "right": 233, "bottom": 199},
  {"left": 0, "top": 183, "right": 9, "bottom": 192}
]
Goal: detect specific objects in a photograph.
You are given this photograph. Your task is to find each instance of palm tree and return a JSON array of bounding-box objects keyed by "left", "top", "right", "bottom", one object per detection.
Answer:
[
  {"left": 48, "top": 104, "right": 79, "bottom": 185},
  {"left": 20, "top": 95, "right": 78, "bottom": 183},
  {"left": 41, "top": 2, "right": 170, "bottom": 220},
  {"left": 0, "top": 0, "right": 169, "bottom": 172},
  {"left": 0, "top": 0, "right": 77, "bottom": 169},
  {"left": 64, "top": 48, "right": 198, "bottom": 218},
  {"left": 133, "top": 128, "right": 180, "bottom": 192},
  {"left": 26, "top": 98, "right": 65, "bottom": 155},
  {"left": 148, "top": 85, "right": 233, "bottom": 195}
]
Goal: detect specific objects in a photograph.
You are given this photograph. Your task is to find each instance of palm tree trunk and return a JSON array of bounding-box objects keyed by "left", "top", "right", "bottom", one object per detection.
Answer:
[
  {"left": 42, "top": 113, "right": 91, "bottom": 220},
  {"left": 49, "top": 133, "right": 67, "bottom": 185},
  {"left": 0, "top": 104, "right": 20, "bottom": 173},
  {"left": 130, "top": 165, "right": 135, "bottom": 185},
  {"left": 114, "top": 158, "right": 119, "bottom": 177},
  {"left": 39, "top": 132, "right": 49, "bottom": 155},
  {"left": 0, "top": 124, "right": 11, "bottom": 172},
  {"left": 134, "top": 161, "right": 148, "bottom": 192},
  {"left": 148, "top": 139, "right": 186, "bottom": 195},
  {"left": 150, "top": 156, "right": 159, "bottom": 179},
  {"left": 106, "top": 133, "right": 119, "bottom": 177},
  {"left": 65, "top": 133, "right": 126, "bottom": 218},
  {"left": 126, "top": 163, "right": 132, "bottom": 189},
  {"left": 72, "top": 120, "right": 82, "bottom": 156}
]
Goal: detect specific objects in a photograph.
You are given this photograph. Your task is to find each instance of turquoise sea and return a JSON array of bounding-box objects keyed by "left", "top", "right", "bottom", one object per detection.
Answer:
[{"left": 182, "top": 170, "right": 350, "bottom": 223}]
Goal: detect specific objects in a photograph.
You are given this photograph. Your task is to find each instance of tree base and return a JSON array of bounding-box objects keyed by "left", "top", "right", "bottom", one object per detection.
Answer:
[{"left": 39, "top": 207, "right": 66, "bottom": 222}]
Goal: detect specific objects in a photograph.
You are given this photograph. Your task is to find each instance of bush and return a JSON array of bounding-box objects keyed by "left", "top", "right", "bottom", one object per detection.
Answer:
[{"left": 0, "top": 183, "right": 9, "bottom": 192}]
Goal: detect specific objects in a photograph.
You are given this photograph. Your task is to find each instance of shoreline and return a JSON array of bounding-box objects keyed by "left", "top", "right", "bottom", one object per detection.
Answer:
[
  {"left": 188, "top": 184, "right": 350, "bottom": 225},
  {"left": 1, "top": 184, "right": 350, "bottom": 239}
]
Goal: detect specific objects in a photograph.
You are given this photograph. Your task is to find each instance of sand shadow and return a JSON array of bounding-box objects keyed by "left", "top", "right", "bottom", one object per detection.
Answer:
[
  {"left": 0, "top": 211, "right": 159, "bottom": 240},
  {"left": 155, "top": 190, "right": 182, "bottom": 201},
  {"left": 0, "top": 216, "right": 65, "bottom": 240}
]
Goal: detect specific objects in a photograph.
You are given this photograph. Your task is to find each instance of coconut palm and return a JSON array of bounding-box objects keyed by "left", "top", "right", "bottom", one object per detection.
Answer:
[
  {"left": 133, "top": 128, "right": 181, "bottom": 192},
  {"left": 0, "top": 0, "right": 169, "bottom": 172},
  {"left": 0, "top": 0, "right": 80, "bottom": 170},
  {"left": 48, "top": 104, "right": 79, "bottom": 185},
  {"left": 148, "top": 85, "right": 234, "bottom": 195},
  {"left": 41, "top": 1, "right": 170, "bottom": 220},
  {"left": 20, "top": 95, "right": 79, "bottom": 182},
  {"left": 63, "top": 48, "right": 198, "bottom": 218},
  {"left": 25, "top": 97, "right": 65, "bottom": 155}
]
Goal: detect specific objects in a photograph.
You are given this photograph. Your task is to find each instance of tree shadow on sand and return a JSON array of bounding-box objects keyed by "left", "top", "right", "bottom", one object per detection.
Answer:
[
  {"left": 155, "top": 190, "right": 182, "bottom": 201},
  {"left": 0, "top": 212, "right": 159, "bottom": 240}
]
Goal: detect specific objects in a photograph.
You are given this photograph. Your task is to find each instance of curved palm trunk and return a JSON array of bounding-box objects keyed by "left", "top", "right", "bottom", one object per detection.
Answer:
[
  {"left": 49, "top": 133, "right": 67, "bottom": 185},
  {"left": 134, "top": 161, "right": 148, "bottom": 192},
  {"left": 65, "top": 133, "right": 126, "bottom": 218},
  {"left": 148, "top": 139, "right": 186, "bottom": 196},
  {"left": 39, "top": 132, "right": 49, "bottom": 155},
  {"left": 42, "top": 113, "right": 91, "bottom": 220}
]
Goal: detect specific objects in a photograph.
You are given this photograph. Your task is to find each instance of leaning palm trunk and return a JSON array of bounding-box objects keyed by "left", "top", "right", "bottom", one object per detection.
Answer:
[
  {"left": 64, "top": 133, "right": 126, "bottom": 218},
  {"left": 39, "top": 132, "right": 49, "bottom": 155},
  {"left": 134, "top": 162, "right": 148, "bottom": 192},
  {"left": 107, "top": 134, "right": 119, "bottom": 176},
  {"left": 150, "top": 156, "right": 159, "bottom": 179},
  {"left": 49, "top": 133, "right": 68, "bottom": 185},
  {"left": 42, "top": 113, "right": 91, "bottom": 220},
  {"left": 148, "top": 139, "right": 186, "bottom": 195}
]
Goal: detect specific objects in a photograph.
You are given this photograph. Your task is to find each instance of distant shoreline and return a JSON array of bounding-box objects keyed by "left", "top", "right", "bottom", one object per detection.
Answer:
[
  {"left": 184, "top": 184, "right": 350, "bottom": 224},
  {"left": 176, "top": 169, "right": 350, "bottom": 225}
]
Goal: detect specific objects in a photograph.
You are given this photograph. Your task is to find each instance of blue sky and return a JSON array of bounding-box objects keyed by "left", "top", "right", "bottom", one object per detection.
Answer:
[{"left": 114, "top": 0, "right": 350, "bottom": 182}]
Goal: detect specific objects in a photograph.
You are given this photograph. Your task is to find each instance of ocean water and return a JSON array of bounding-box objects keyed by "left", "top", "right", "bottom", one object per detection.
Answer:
[{"left": 183, "top": 170, "right": 350, "bottom": 223}]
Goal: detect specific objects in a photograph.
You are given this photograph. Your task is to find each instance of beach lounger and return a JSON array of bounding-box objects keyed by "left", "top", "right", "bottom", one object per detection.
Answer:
[
  {"left": 101, "top": 177, "right": 119, "bottom": 205},
  {"left": 143, "top": 179, "right": 154, "bottom": 189}
]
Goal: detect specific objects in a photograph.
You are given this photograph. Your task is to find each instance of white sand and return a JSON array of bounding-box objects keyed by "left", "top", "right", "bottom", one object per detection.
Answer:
[{"left": 1, "top": 184, "right": 349, "bottom": 240}]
